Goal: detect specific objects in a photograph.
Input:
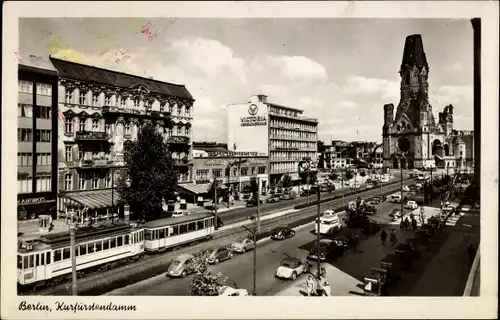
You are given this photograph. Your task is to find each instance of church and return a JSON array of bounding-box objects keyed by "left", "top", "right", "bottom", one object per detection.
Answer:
[{"left": 382, "top": 34, "right": 474, "bottom": 173}]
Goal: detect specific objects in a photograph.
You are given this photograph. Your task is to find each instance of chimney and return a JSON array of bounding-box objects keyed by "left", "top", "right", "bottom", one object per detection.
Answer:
[{"left": 400, "top": 34, "right": 428, "bottom": 72}]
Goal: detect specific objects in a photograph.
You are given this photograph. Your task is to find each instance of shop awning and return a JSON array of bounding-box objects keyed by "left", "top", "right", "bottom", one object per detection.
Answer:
[
  {"left": 178, "top": 183, "right": 227, "bottom": 195},
  {"left": 65, "top": 189, "right": 118, "bottom": 209}
]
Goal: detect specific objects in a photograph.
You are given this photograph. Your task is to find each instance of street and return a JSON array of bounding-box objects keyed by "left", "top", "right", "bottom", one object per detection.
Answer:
[{"left": 106, "top": 199, "right": 407, "bottom": 296}]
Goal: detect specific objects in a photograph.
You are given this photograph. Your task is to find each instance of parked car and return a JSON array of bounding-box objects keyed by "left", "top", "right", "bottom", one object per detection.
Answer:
[
  {"left": 171, "top": 211, "right": 185, "bottom": 218},
  {"left": 275, "top": 257, "right": 310, "bottom": 280},
  {"left": 405, "top": 200, "right": 418, "bottom": 210},
  {"left": 363, "top": 205, "right": 378, "bottom": 215},
  {"left": 350, "top": 184, "right": 362, "bottom": 190},
  {"left": 389, "top": 208, "right": 401, "bottom": 219},
  {"left": 166, "top": 253, "right": 196, "bottom": 278},
  {"left": 266, "top": 195, "right": 281, "bottom": 203},
  {"left": 207, "top": 245, "right": 234, "bottom": 264},
  {"left": 231, "top": 238, "right": 255, "bottom": 253},
  {"left": 280, "top": 189, "right": 296, "bottom": 200},
  {"left": 246, "top": 198, "right": 264, "bottom": 207},
  {"left": 218, "top": 286, "right": 249, "bottom": 296},
  {"left": 307, "top": 239, "right": 344, "bottom": 261},
  {"left": 271, "top": 226, "right": 296, "bottom": 240}
]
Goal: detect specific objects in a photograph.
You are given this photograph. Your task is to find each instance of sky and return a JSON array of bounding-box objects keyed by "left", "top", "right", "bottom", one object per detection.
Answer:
[{"left": 19, "top": 18, "right": 474, "bottom": 144}]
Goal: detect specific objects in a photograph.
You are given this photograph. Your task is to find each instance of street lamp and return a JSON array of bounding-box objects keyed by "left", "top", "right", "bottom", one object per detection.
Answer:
[
  {"left": 299, "top": 158, "right": 312, "bottom": 205},
  {"left": 242, "top": 176, "right": 261, "bottom": 296},
  {"left": 67, "top": 213, "right": 78, "bottom": 295},
  {"left": 213, "top": 178, "right": 220, "bottom": 231}
]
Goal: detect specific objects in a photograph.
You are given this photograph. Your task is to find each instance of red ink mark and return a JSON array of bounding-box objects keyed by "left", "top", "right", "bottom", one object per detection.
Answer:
[{"left": 113, "top": 49, "right": 132, "bottom": 64}]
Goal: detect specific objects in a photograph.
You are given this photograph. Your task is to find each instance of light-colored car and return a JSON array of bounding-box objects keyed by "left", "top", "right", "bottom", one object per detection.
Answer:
[
  {"left": 350, "top": 184, "right": 361, "bottom": 189},
  {"left": 166, "top": 253, "right": 196, "bottom": 278},
  {"left": 231, "top": 238, "right": 255, "bottom": 253},
  {"left": 402, "top": 185, "right": 411, "bottom": 192},
  {"left": 218, "top": 286, "right": 249, "bottom": 296},
  {"left": 275, "top": 257, "right": 310, "bottom": 280},
  {"left": 171, "top": 211, "right": 185, "bottom": 218},
  {"left": 405, "top": 201, "right": 418, "bottom": 210}
]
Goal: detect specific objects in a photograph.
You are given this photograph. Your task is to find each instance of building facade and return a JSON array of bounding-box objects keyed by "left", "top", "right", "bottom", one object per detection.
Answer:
[
  {"left": 323, "top": 140, "right": 383, "bottom": 169},
  {"left": 382, "top": 34, "right": 474, "bottom": 171},
  {"left": 17, "top": 58, "right": 59, "bottom": 220},
  {"left": 324, "top": 140, "right": 351, "bottom": 169},
  {"left": 50, "top": 57, "right": 194, "bottom": 217},
  {"left": 228, "top": 95, "right": 318, "bottom": 186}
]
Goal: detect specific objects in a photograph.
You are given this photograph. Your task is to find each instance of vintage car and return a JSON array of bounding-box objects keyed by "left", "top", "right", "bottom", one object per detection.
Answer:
[
  {"left": 166, "top": 253, "right": 196, "bottom": 278},
  {"left": 307, "top": 239, "right": 344, "bottom": 261},
  {"left": 246, "top": 198, "right": 264, "bottom": 207},
  {"left": 231, "top": 238, "right": 255, "bottom": 253},
  {"left": 363, "top": 205, "right": 378, "bottom": 215},
  {"left": 206, "top": 245, "right": 234, "bottom": 264},
  {"left": 275, "top": 257, "right": 310, "bottom": 280},
  {"left": 271, "top": 226, "right": 296, "bottom": 240},
  {"left": 266, "top": 194, "right": 282, "bottom": 203},
  {"left": 405, "top": 201, "right": 418, "bottom": 210},
  {"left": 171, "top": 211, "right": 185, "bottom": 218},
  {"left": 218, "top": 286, "right": 249, "bottom": 296}
]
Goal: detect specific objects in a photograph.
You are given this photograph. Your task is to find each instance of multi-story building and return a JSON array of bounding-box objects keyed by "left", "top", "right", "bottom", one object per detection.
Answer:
[
  {"left": 50, "top": 57, "right": 194, "bottom": 217},
  {"left": 323, "top": 140, "right": 384, "bottom": 169},
  {"left": 178, "top": 145, "right": 268, "bottom": 202},
  {"left": 324, "top": 140, "right": 351, "bottom": 169},
  {"left": 17, "top": 56, "right": 59, "bottom": 220},
  {"left": 227, "top": 95, "right": 318, "bottom": 186},
  {"left": 382, "top": 34, "right": 474, "bottom": 171}
]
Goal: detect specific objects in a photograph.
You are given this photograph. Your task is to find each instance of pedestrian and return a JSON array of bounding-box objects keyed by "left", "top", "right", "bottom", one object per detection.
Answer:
[
  {"left": 380, "top": 229, "right": 387, "bottom": 244},
  {"left": 467, "top": 244, "right": 476, "bottom": 263},
  {"left": 323, "top": 281, "right": 331, "bottom": 296},
  {"left": 400, "top": 218, "right": 405, "bottom": 231},
  {"left": 305, "top": 275, "right": 315, "bottom": 296},
  {"left": 412, "top": 218, "right": 417, "bottom": 233},
  {"left": 390, "top": 230, "right": 397, "bottom": 245},
  {"left": 404, "top": 217, "right": 410, "bottom": 231}
]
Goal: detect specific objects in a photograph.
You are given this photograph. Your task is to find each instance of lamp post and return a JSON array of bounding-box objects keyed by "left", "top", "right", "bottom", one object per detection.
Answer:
[
  {"left": 214, "top": 178, "right": 219, "bottom": 230},
  {"left": 316, "top": 182, "right": 321, "bottom": 286},
  {"left": 299, "top": 157, "right": 312, "bottom": 206},
  {"left": 242, "top": 176, "right": 260, "bottom": 296},
  {"left": 68, "top": 213, "right": 78, "bottom": 295}
]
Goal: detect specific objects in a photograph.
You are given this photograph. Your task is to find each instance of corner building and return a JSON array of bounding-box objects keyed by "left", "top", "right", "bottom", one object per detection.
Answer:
[
  {"left": 17, "top": 58, "right": 59, "bottom": 220},
  {"left": 51, "top": 57, "right": 194, "bottom": 217},
  {"left": 382, "top": 34, "right": 474, "bottom": 172},
  {"left": 228, "top": 95, "right": 318, "bottom": 187}
]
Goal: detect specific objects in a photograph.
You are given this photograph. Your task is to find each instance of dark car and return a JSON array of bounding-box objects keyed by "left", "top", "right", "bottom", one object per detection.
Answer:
[
  {"left": 266, "top": 195, "right": 281, "bottom": 203},
  {"left": 363, "top": 205, "right": 377, "bottom": 215},
  {"left": 246, "top": 198, "right": 264, "bottom": 207},
  {"left": 206, "top": 245, "right": 234, "bottom": 264},
  {"left": 307, "top": 239, "right": 344, "bottom": 261},
  {"left": 271, "top": 226, "right": 295, "bottom": 240}
]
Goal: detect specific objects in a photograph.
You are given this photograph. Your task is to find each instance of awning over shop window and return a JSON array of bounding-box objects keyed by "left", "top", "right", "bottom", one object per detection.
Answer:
[
  {"left": 178, "top": 183, "right": 227, "bottom": 195},
  {"left": 65, "top": 189, "right": 118, "bottom": 210}
]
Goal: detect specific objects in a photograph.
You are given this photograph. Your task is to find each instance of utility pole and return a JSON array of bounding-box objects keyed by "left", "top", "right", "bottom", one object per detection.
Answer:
[
  {"left": 214, "top": 179, "right": 219, "bottom": 231},
  {"left": 316, "top": 185, "right": 321, "bottom": 286},
  {"left": 242, "top": 176, "right": 260, "bottom": 296},
  {"left": 69, "top": 214, "right": 78, "bottom": 295}
]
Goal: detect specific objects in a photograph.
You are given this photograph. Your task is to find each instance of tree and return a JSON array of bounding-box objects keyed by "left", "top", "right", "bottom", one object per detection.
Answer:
[
  {"left": 250, "top": 177, "right": 259, "bottom": 199},
  {"left": 359, "top": 170, "right": 366, "bottom": 178},
  {"left": 207, "top": 180, "right": 222, "bottom": 204},
  {"left": 345, "top": 170, "right": 354, "bottom": 181},
  {"left": 117, "top": 122, "right": 179, "bottom": 220},
  {"left": 190, "top": 251, "right": 228, "bottom": 296},
  {"left": 282, "top": 173, "right": 293, "bottom": 189},
  {"left": 329, "top": 172, "right": 338, "bottom": 181}
]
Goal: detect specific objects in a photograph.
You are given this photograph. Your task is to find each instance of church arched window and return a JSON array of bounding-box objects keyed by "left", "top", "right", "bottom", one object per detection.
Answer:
[{"left": 396, "top": 125, "right": 401, "bottom": 132}]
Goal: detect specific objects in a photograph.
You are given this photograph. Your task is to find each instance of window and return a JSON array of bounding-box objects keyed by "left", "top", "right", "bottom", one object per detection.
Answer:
[
  {"left": 65, "top": 118, "right": 74, "bottom": 133},
  {"left": 35, "top": 130, "right": 51, "bottom": 142},
  {"left": 104, "top": 95, "right": 111, "bottom": 106},
  {"left": 18, "top": 128, "right": 33, "bottom": 142},
  {"left": 17, "top": 153, "right": 32, "bottom": 166},
  {"left": 110, "top": 238, "right": 116, "bottom": 248},
  {"left": 65, "top": 90, "right": 73, "bottom": 103},
  {"left": 125, "top": 123, "right": 131, "bottom": 135},
  {"left": 88, "top": 243, "right": 95, "bottom": 253},
  {"left": 92, "top": 172, "right": 99, "bottom": 189},
  {"left": 92, "top": 119, "right": 99, "bottom": 131},
  {"left": 18, "top": 177, "right": 33, "bottom": 193},
  {"left": 185, "top": 127, "right": 190, "bottom": 136},
  {"left": 180, "top": 224, "right": 187, "bottom": 234},
  {"left": 36, "top": 153, "right": 51, "bottom": 166},
  {"left": 258, "top": 166, "right": 266, "bottom": 174},
  {"left": 117, "top": 236, "right": 123, "bottom": 246},
  {"left": 105, "top": 123, "right": 111, "bottom": 133},
  {"left": 54, "top": 250, "right": 62, "bottom": 262},
  {"left": 79, "top": 174, "right": 86, "bottom": 190},
  {"left": 46, "top": 252, "right": 51, "bottom": 264},
  {"left": 213, "top": 169, "right": 222, "bottom": 178},
  {"left": 62, "top": 248, "right": 70, "bottom": 260},
  {"left": 95, "top": 241, "right": 102, "bottom": 252},
  {"left": 197, "top": 221, "right": 204, "bottom": 230},
  {"left": 188, "top": 222, "right": 196, "bottom": 232},
  {"left": 41, "top": 253, "right": 45, "bottom": 265},
  {"left": 103, "top": 240, "right": 109, "bottom": 250},
  {"left": 18, "top": 104, "right": 33, "bottom": 117},
  {"left": 36, "top": 176, "right": 51, "bottom": 192},
  {"left": 120, "top": 96, "right": 127, "bottom": 108},
  {"left": 79, "top": 92, "right": 87, "bottom": 105},
  {"left": 37, "top": 105, "right": 51, "bottom": 119},
  {"left": 92, "top": 94, "right": 100, "bottom": 106},
  {"left": 65, "top": 174, "right": 73, "bottom": 191},
  {"left": 36, "top": 83, "right": 52, "bottom": 96},
  {"left": 65, "top": 146, "right": 73, "bottom": 162},
  {"left": 171, "top": 226, "right": 179, "bottom": 236},
  {"left": 134, "top": 99, "right": 140, "bottom": 109},
  {"left": 104, "top": 172, "right": 111, "bottom": 188},
  {"left": 19, "top": 80, "right": 33, "bottom": 93},
  {"left": 145, "top": 100, "right": 152, "bottom": 109},
  {"left": 241, "top": 167, "right": 248, "bottom": 176},
  {"left": 185, "top": 106, "right": 191, "bottom": 117},
  {"left": 460, "top": 151, "right": 463, "bottom": 156},
  {"left": 79, "top": 119, "right": 86, "bottom": 131},
  {"left": 79, "top": 244, "right": 87, "bottom": 256}
]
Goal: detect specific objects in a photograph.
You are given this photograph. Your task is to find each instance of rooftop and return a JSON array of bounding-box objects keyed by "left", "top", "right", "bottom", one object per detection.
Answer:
[{"left": 49, "top": 56, "right": 194, "bottom": 100}]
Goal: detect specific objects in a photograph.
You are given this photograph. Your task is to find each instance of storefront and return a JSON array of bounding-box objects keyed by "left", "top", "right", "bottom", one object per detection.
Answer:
[{"left": 17, "top": 192, "right": 57, "bottom": 220}]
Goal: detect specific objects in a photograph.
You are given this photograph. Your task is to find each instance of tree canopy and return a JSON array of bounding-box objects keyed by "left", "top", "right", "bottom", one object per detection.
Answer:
[
  {"left": 117, "top": 122, "right": 179, "bottom": 220},
  {"left": 345, "top": 170, "right": 354, "bottom": 181},
  {"left": 250, "top": 177, "right": 259, "bottom": 199},
  {"left": 190, "top": 251, "right": 228, "bottom": 296},
  {"left": 282, "top": 173, "right": 293, "bottom": 189}
]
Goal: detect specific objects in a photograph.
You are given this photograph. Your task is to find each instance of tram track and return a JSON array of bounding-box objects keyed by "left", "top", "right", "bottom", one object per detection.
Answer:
[{"left": 26, "top": 179, "right": 412, "bottom": 296}]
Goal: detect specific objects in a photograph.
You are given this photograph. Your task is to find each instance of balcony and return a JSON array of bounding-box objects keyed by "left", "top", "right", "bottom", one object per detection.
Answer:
[
  {"left": 78, "top": 158, "right": 112, "bottom": 168},
  {"left": 102, "top": 105, "right": 170, "bottom": 120},
  {"left": 272, "top": 147, "right": 300, "bottom": 151},
  {"left": 75, "top": 131, "right": 110, "bottom": 141},
  {"left": 167, "top": 135, "right": 190, "bottom": 144}
]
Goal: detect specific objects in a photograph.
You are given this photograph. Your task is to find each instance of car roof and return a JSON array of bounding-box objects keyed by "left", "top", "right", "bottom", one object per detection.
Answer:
[
  {"left": 174, "top": 253, "right": 194, "bottom": 261},
  {"left": 281, "top": 257, "right": 301, "bottom": 264}
]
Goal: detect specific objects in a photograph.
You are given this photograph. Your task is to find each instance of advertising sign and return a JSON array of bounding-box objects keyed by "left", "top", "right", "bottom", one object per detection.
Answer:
[{"left": 228, "top": 102, "right": 269, "bottom": 156}]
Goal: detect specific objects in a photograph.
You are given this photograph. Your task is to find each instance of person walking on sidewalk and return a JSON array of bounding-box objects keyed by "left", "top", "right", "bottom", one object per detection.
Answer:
[
  {"left": 305, "top": 275, "right": 315, "bottom": 296},
  {"left": 381, "top": 229, "right": 387, "bottom": 245},
  {"left": 411, "top": 218, "right": 417, "bottom": 233}
]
